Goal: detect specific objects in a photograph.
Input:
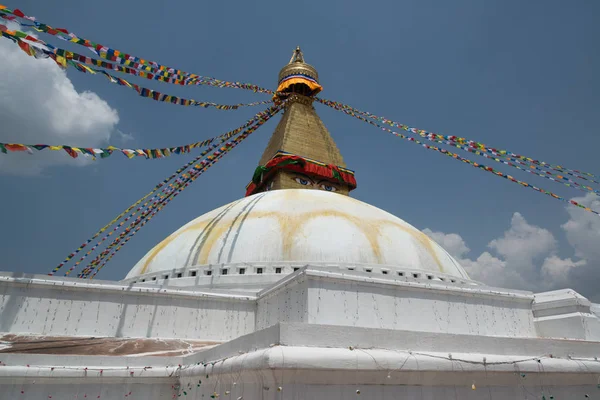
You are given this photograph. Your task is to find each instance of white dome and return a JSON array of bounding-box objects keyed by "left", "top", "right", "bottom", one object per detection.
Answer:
[{"left": 126, "top": 190, "right": 470, "bottom": 280}]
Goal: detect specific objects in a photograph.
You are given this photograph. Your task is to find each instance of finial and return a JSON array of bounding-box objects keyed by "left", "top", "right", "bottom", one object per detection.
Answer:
[{"left": 289, "top": 46, "right": 305, "bottom": 64}]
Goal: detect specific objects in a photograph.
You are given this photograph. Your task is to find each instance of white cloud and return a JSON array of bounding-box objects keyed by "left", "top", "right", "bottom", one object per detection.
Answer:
[
  {"left": 0, "top": 28, "right": 119, "bottom": 175},
  {"left": 115, "top": 129, "right": 134, "bottom": 143},
  {"left": 541, "top": 256, "right": 586, "bottom": 286},
  {"left": 422, "top": 228, "right": 470, "bottom": 258},
  {"left": 424, "top": 195, "right": 600, "bottom": 301},
  {"left": 562, "top": 193, "right": 600, "bottom": 262}
]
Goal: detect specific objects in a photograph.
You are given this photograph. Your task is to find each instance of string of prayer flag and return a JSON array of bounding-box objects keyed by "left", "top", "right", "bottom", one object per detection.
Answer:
[
  {"left": 316, "top": 97, "right": 600, "bottom": 184},
  {"left": 0, "top": 5, "right": 273, "bottom": 94},
  {"left": 50, "top": 105, "right": 282, "bottom": 276},
  {"left": 1, "top": 108, "right": 275, "bottom": 164},
  {"left": 0, "top": 28, "right": 273, "bottom": 111},
  {"left": 323, "top": 101, "right": 600, "bottom": 217},
  {"left": 81, "top": 104, "right": 283, "bottom": 278}
]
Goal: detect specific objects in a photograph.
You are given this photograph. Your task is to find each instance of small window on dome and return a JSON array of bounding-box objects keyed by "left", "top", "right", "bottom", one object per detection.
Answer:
[
  {"left": 293, "top": 267, "right": 299, "bottom": 271},
  {"left": 382, "top": 270, "right": 388, "bottom": 275},
  {"left": 427, "top": 275, "right": 433, "bottom": 280},
  {"left": 256, "top": 268, "right": 263, "bottom": 274},
  {"left": 398, "top": 272, "right": 404, "bottom": 277},
  {"left": 221, "top": 269, "right": 228, "bottom": 275},
  {"left": 190, "top": 271, "right": 197, "bottom": 277},
  {"left": 365, "top": 269, "right": 372, "bottom": 273},
  {"left": 239, "top": 268, "right": 245, "bottom": 275},
  {"left": 163, "top": 275, "right": 169, "bottom": 280},
  {"left": 450, "top": 279, "right": 456, "bottom": 283},
  {"left": 275, "top": 267, "right": 282, "bottom": 274},
  {"left": 412, "top": 273, "right": 420, "bottom": 279},
  {"left": 348, "top": 267, "right": 355, "bottom": 271},
  {"left": 141, "top": 279, "right": 145, "bottom": 282},
  {"left": 204, "top": 270, "right": 211, "bottom": 276},
  {"left": 176, "top": 273, "right": 182, "bottom": 278},
  {"left": 152, "top": 277, "right": 156, "bottom": 281}
]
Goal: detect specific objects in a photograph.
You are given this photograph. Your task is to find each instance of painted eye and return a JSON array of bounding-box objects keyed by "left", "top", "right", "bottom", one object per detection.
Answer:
[
  {"left": 320, "top": 184, "right": 337, "bottom": 192},
  {"left": 295, "top": 177, "right": 311, "bottom": 186}
]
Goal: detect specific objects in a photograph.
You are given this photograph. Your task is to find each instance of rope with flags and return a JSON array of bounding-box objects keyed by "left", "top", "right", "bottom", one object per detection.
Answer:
[
  {"left": 322, "top": 101, "right": 600, "bottom": 217},
  {"left": 0, "top": 27, "right": 272, "bottom": 111},
  {"left": 317, "top": 101, "right": 599, "bottom": 197},
  {"left": 316, "top": 98, "right": 600, "bottom": 184},
  {"left": 49, "top": 105, "right": 281, "bottom": 277},
  {"left": 0, "top": 5, "right": 273, "bottom": 94},
  {"left": 79, "top": 103, "right": 283, "bottom": 278},
  {"left": 1, "top": 116, "right": 275, "bottom": 161}
]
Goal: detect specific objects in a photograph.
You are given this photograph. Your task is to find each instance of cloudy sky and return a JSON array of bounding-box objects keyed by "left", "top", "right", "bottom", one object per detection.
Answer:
[{"left": 0, "top": 0, "right": 599, "bottom": 300}]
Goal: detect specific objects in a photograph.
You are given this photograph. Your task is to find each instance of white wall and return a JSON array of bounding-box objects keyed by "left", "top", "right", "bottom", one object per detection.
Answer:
[
  {"left": 0, "top": 274, "right": 255, "bottom": 340},
  {"left": 256, "top": 274, "right": 308, "bottom": 330},
  {"left": 256, "top": 269, "right": 536, "bottom": 337}
]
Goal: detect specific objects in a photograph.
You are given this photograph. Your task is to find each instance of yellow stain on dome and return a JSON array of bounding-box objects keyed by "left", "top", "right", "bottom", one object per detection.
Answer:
[
  {"left": 140, "top": 197, "right": 446, "bottom": 275},
  {"left": 139, "top": 219, "right": 212, "bottom": 275},
  {"left": 139, "top": 200, "right": 242, "bottom": 275},
  {"left": 191, "top": 209, "right": 385, "bottom": 266}
]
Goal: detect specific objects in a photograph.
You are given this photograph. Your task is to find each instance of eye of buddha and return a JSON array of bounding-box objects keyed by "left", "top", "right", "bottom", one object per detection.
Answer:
[
  {"left": 295, "top": 177, "right": 312, "bottom": 186},
  {"left": 320, "top": 184, "right": 337, "bottom": 192}
]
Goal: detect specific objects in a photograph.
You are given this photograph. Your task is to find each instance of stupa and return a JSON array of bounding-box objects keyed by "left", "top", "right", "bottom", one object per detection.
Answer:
[{"left": 1, "top": 48, "right": 600, "bottom": 400}]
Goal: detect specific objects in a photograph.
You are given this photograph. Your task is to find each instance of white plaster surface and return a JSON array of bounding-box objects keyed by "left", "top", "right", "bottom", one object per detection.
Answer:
[
  {"left": 3, "top": 323, "right": 600, "bottom": 400},
  {"left": 0, "top": 273, "right": 255, "bottom": 340},
  {"left": 533, "top": 289, "right": 600, "bottom": 340},
  {"left": 257, "top": 267, "right": 536, "bottom": 337},
  {"left": 1, "top": 250, "right": 600, "bottom": 399},
  {"left": 126, "top": 190, "right": 471, "bottom": 280}
]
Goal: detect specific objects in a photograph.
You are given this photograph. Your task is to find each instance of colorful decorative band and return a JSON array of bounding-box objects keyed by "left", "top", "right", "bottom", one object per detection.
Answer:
[
  {"left": 276, "top": 74, "right": 322, "bottom": 95},
  {"left": 245, "top": 152, "right": 357, "bottom": 196},
  {"left": 278, "top": 73, "right": 319, "bottom": 85},
  {"left": 274, "top": 150, "right": 355, "bottom": 174}
]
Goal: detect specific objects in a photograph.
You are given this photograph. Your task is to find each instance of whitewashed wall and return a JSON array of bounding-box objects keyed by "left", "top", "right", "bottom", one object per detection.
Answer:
[
  {"left": 255, "top": 274, "right": 308, "bottom": 330},
  {"left": 0, "top": 274, "right": 255, "bottom": 340},
  {"left": 255, "top": 269, "right": 536, "bottom": 337}
]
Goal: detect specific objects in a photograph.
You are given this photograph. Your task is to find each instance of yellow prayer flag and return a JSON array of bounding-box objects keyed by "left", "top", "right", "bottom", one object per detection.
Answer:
[
  {"left": 82, "top": 65, "right": 96, "bottom": 74},
  {"left": 55, "top": 56, "right": 67, "bottom": 68}
]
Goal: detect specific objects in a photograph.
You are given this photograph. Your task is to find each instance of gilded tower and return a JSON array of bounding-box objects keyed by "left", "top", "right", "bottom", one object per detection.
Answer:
[{"left": 245, "top": 47, "right": 357, "bottom": 196}]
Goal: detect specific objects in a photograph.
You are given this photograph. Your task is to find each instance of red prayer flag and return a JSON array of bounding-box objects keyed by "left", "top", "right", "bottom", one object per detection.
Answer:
[
  {"left": 17, "top": 40, "right": 34, "bottom": 56},
  {"left": 5, "top": 144, "right": 28, "bottom": 152},
  {"left": 63, "top": 147, "right": 78, "bottom": 158}
]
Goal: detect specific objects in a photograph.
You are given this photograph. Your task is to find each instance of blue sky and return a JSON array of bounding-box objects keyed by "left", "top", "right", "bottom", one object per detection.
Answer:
[{"left": 0, "top": 0, "right": 599, "bottom": 298}]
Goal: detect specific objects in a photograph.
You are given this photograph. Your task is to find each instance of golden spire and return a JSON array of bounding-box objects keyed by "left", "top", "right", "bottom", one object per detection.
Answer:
[
  {"left": 245, "top": 48, "right": 356, "bottom": 197},
  {"left": 276, "top": 46, "right": 322, "bottom": 97},
  {"left": 289, "top": 46, "right": 305, "bottom": 63}
]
